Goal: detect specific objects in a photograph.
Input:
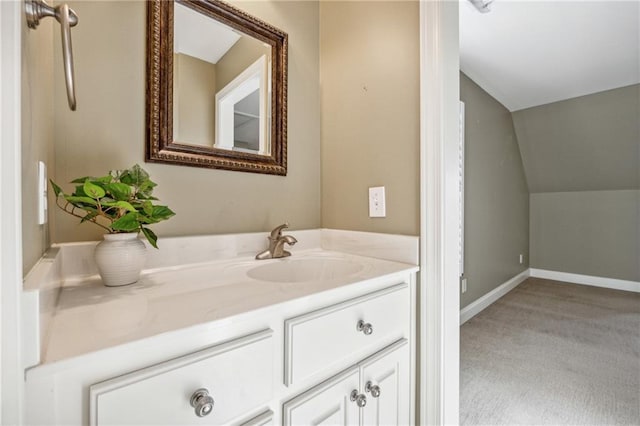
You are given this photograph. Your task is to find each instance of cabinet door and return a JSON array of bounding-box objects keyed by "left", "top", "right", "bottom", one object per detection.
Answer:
[
  {"left": 360, "top": 339, "right": 410, "bottom": 426},
  {"left": 283, "top": 366, "right": 360, "bottom": 426},
  {"left": 240, "top": 410, "right": 273, "bottom": 426}
]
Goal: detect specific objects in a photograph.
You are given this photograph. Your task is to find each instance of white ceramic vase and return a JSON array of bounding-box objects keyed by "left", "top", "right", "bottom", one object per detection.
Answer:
[{"left": 95, "top": 233, "right": 147, "bottom": 287}]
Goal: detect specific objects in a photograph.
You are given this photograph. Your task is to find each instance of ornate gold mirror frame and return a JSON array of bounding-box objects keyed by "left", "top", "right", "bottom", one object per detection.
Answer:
[{"left": 146, "top": 0, "right": 288, "bottom": 175}]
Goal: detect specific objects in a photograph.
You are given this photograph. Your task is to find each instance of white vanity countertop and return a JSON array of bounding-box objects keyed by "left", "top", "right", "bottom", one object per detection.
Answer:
[{"left": 41, "top": 248, "right": 418, "bottom": 364}]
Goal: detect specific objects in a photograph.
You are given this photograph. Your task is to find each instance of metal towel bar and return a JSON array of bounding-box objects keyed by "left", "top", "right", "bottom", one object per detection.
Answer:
[{"left": 25, "top": 0, "right": 78, "bottom": 111}]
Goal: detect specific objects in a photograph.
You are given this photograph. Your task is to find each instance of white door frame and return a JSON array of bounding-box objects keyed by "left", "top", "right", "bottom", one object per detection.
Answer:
[
  {"left": 215, "top": 55, "right": 269, "bottom": 155},
  {"left": 419, "top": 1, "right": 460, "bottom": 425},
  {"left": 0, "top": 0, "right": 24, "bottom": 424}
]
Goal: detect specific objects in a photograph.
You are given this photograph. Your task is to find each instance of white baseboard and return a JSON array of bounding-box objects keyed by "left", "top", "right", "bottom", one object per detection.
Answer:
[
  {"left": 460, "top": 269, "right": 530, "bottom": 325},
  {"left": 529, "top": 269, "right": 640, "bottom": 293},
  {"left": 460, "top": 268, "right": 640, "bottom": 326}
]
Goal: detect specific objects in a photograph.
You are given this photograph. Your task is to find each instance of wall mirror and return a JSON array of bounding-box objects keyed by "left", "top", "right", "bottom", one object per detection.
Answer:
[{"left": 146, "top": 0, "right": 288, "bottom": 175}]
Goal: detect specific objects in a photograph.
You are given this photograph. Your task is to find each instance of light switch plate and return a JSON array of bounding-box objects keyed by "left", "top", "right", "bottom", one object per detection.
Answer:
[
  {"left": 368, "top": 186, "right": 386, "bottom": 218},
  {"left": 38, "top": 161, "right": 47, "bottom": 225}
]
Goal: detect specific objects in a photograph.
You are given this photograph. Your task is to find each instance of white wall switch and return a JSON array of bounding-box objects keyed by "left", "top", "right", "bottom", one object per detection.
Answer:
[
  {"left": 461, "top": 277, "right": 467, "bottom": 293},
  {"left": 368, "top": 186, "right": 386, "bottom": 217},
  {"left": 519, "top": 254, "right": 524, "bottom": 264},
  {"left": 38, "top": 161, "right": 48, "bottom": 225}
]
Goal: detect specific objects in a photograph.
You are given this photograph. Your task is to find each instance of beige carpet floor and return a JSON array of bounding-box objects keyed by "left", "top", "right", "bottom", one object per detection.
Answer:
[{"left": 460, "top": 278, "right": 640, "bottom": 425}]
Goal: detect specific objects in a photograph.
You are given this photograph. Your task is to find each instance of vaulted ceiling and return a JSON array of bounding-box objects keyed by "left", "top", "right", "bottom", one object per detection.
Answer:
[
  {"left": 460, "top": 0, "right": 640, "bottom": 112},
  {"left": 174, "top": 3, "right": 240, "bottom": 64},
  {"left": 512, "top": 84, "right": 640, "bottom": 192}
]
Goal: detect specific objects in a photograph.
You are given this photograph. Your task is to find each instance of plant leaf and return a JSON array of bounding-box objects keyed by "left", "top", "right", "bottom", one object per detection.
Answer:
[
  {"left": 83, "top": 180, "right": 106, "bottom": 199},
  {"left": 104, "top": 183, "right": 132, "bottom": 201},
  {"left": 141, "top": 227, "right": 158, "bottom": 249},
  {"left": 119, "top": 164, "right": 149, "bottom": 187},
  {"left": 142, "top": 201, "right": 153, "bottom": 216},
  {"left": 143, "top": 179, "right": 157, "bottom": 189},
  {"left": 138, "top": 179, "right": 157, "bottom": 196},
  {"left": 96, "top": 175, "right": 113, "bottom": 184},
  {"left": 73, "top": 185, "right": 88, "bottom": 197},
  {"left": 81, "top": 211, "right": 98, "bottom": 223},
  {"left": 110, "top": 212, "right": 140, "bottom": 232},
  {"left": 64, "top": 195, "right": 98, "bottom": 206},
  {"left": 136, "top": 215, "right": 155, "bottom": 224},
  {"left": 50, "top": 180, "right": 63, "bottom": 197},
  {"left": 135, "top": 194, "right": 159, "bottom": 200},
  {"left": 102, "top": 200, "right": 137, "bottom": 212},
  {"left": 151, "top": 205, "right": 175, "bottom": 221},
  {"left": 70, "top": 176, "right": 92, "bottom": 184}
]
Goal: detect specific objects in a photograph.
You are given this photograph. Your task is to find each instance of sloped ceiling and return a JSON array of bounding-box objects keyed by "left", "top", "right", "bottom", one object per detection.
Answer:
[
  {"left": 461, "top": 1, "right": 640, "bottom": 193},
  {"left": 460, "top": 1, "right": 640, "bottom": 112},
  {"left": 512, "top": 84, "right": 640, "bottom": 193},
  {"left": 174, "top": 3, "right": 240, "bottom": 64}
]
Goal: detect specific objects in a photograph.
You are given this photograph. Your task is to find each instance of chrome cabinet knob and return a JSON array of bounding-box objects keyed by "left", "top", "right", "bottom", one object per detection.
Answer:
[
  {"left": 190, "top": 388, "right": 215, "bottom": 417},
  {"left": 365, "top": 381, "right": 381, "bottom": 398},
  {"left": 350, "top": 389, "right": 367, "bottom": 408},
  {"left": 356, "top": 320, "right": 373, "bottom": 335}
]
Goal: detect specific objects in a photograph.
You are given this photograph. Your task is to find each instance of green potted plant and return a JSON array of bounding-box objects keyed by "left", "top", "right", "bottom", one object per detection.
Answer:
[{"left": 50, "top": 164, "right": 175, "bottom": 287}]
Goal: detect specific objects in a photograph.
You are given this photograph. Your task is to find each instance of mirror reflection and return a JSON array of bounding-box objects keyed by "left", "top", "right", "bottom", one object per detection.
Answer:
[
  {"left": 173, "top": 2, "right": 271, "bottom": 155},
  {"left": 146, "top": 0, "right": 288, "bottom": 175}
]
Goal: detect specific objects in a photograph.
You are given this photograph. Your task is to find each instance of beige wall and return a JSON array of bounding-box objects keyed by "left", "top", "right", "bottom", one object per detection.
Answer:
[
  {"left": 460, "top": 73, "right": 529, "bottom": 308},
  {"left": 35, "top": 0, "right": 421, "bottom": 253},
  {"left": 173, "top": 53, "right": 217, "bottom": 146},
  {"left": 320, "top": 1, "right": 420, "bottom": 236},
  {"left": 21, "top": 16, "right": 55, "bottom": 275},
  {"left": 531, "top": 190, "right": 640, "bottom": 281},
  {"left": 216, "top": 35, "right": 271, "bottom": 92},
  {"left": 52, "top": 0, "right": 320, "bottom": 243}
]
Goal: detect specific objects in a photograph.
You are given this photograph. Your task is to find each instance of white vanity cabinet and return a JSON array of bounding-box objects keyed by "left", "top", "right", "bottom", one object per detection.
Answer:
[
  {"left": 283, "top": 339, "right": 409, "bottom": 426},
  {"left": 25, "top": 250, "right": 417, "bottom": 426},
  {"left": 88, "top": 330, "right": 274, "bottom": 425}
]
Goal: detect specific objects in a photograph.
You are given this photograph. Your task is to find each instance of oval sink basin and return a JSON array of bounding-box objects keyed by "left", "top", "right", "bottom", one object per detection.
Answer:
[{"left": 247, "top": 258, "right": 364, "bottom": 283}]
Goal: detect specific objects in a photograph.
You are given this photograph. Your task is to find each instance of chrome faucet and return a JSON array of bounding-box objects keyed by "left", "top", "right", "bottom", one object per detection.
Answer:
[{"left": 256, "top": 223, "right": 298, "bottom": 260}]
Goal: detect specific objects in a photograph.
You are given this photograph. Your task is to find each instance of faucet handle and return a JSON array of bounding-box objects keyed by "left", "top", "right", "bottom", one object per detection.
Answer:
[{"left": 270, "top": 222, "right": 289, "bottom": 239}]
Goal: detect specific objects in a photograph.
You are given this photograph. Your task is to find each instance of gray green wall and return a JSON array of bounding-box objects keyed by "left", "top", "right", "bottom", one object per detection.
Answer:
[
  {"left": 460, "top": 73, "right": 530, "bottom": 308},
  {"left": 512, "top": 84, "right": 640, "bottom": 193},
  {"left": 460, "top": 78, "right": 639, "bottom": 307},
  {"left": 514, "top": 85, "right": 640, "bottom": 281},
  {"left": 530, "top": 190, "right": 640, "bottom": 281}
]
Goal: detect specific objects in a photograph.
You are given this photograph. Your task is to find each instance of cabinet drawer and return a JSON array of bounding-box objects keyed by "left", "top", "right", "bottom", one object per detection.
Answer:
[
  {"left": 89, "top": 329, "right": 273, "bottom": 425},
  {"left": 284, "top": 283, "right": 409, "bottom": 386}
]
